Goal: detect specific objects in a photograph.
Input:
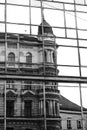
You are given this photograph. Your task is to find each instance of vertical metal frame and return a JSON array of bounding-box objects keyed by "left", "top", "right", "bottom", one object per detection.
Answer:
[
  {"left": 74, "top": 1, "right": 84, "bottom": 129},
  {"left": 4, "top": 0, "right": 7, "bottom": 130},
  {"left": 40, "top": 0, "right": 47, "bottom": 130},
  {"left": 4, "top": 81, "right": 6, "bottom": 130}
]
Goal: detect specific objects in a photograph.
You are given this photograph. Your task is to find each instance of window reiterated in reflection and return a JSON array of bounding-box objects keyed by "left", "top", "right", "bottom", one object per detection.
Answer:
[
  {"left": 6, "top": 100, "right": 14, "bottom": 117},
  {"left": 24, "top": 100, "right": 32, "bottom": 117}
]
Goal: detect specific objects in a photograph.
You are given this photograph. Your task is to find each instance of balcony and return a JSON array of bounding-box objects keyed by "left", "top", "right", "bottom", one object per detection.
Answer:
[{"left": 0, "top": 61, "right": 58, "bottom": 76}]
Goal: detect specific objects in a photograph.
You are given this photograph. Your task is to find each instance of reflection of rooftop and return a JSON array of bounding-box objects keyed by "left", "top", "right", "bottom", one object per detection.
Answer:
[
  {"left": 38, "top": 19, "right": 53, "bottom": 35},
  {"left": 60, "top": 95, "right": 87, "bottom": 112}
]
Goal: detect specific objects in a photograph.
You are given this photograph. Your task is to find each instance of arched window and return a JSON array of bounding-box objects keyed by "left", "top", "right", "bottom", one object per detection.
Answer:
[
  {"left": 26, "top": 52, "right": 32, "bottom": 66},
  {"left": 8, "top": 52, "right": 15, "bottom": 66}
]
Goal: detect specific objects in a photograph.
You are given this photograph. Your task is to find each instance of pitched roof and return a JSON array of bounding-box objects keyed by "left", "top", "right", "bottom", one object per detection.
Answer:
[{"left": 60, "top": 95, "right": 87, "bottom": 112}]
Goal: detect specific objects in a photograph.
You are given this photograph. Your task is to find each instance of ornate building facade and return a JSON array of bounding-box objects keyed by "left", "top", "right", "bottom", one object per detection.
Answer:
[{"left": 0, "top": 19, "right": 61, "bottom": 130}]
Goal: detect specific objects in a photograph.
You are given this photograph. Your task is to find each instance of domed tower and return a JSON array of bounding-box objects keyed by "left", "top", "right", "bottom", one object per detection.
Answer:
[
  {"left": 38, "top": 18, "right": 59, "bottom": 76},
  {"left": 37, "top": 19, "right": 61, "bottom": 130}
]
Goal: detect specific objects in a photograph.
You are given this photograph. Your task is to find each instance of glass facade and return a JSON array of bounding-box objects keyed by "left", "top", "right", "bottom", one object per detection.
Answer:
[{"left": 0, "top": 0, "right": 87, "bottom": 130}]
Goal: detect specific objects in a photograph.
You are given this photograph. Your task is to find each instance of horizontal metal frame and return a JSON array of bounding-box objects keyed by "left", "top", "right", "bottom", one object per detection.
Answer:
[{"left": 0, "top": 74, "right": 87, "bottom": 83}]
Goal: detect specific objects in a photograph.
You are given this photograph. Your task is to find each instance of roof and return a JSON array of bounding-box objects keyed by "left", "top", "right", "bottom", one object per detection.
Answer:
[
  {"left": 60, "top": 95, "right": 87, "bottom": 112},
  {"left": 0, "top": 33, "right": 40, "bottom": 42},
  {"left": 38, "top": 19, "right": 53, "bottom": 35}
]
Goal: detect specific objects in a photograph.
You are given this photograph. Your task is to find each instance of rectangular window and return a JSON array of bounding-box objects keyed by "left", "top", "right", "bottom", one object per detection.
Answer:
[
  {"left": 67, "top": 119, "right": 72, "bottom": 129},
  {"left": 24, "top": 100, "right": 32, "bottom": 117},
  {"left": 24, "top": 81, "right": 32, "bottom": 90},
  {"left": 6, "top": 80, "right": 14, "bottom": 89},
  {"left": 6, "top": 100, "right": 14, "bottom": 117},
  {"left": 77, "top": 120, "right": 81, "bottom": 129}
]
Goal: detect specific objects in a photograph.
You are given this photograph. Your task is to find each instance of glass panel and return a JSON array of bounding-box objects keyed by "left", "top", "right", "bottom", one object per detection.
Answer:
[
  {"left": 53, "top": 28, "right": 65, "bottom": 37},
  {"left": 78, "top": 30, "right": 87, "bottom": 39},
  {"left": 65, "top": 4, "right": 74, "bottom": 10},
  {"left": 31, "top": 0, "right": 41, "bottom": 7},
  {"left": 77, "top": 12, "right": 87, "bottom": 29},
  {"left": 81, "top": 68, "right": 87, "bottom": 77},
  {"left": 54, "top": 0, "right": 74, "bottom": 3},
  {"left": 67, "top": 29, "right": 76, "bottom": 38},
  {"left": 44, "top": 9, "right": 64, "bottom": 27},
  {"left": 31, "top": 8, "right": 41, "bottom": 25},
  {"left": 75, "top": 0, "right": 84, "bottom": 4},
  {"left": 31, "top": 26, "right": 38, "bottom": 35},
  {"left": 7, "top": 24, "right": 30, "bottom": 34},
  {"left": 65, "top": 12, "right": 75, "bottom": 28},
  {"left": 58, "top": 66, "right": 80, "bottom": 76},
  {"left": 59, "top": 83, "right": 81, "bottom": 106},
  {"left": 43, "top": 1, "right": 63, "bottom": 10},
  {"left": 0, "top": 0, "right": 5, "bottom": 3},
  {"left": 7, "top": 5, "right": 29, "bottom": 24},
  {"left": 0, "top": 23, "right": 5, "bottom": 32},
  {"left": 57, "top": 47, "right": 79, "bottom": 66},
  {"left": 79, "top": 40, "right": 87, "bottom": 47},
  {"left": 7, "top": 0, "right": 29, "bottom": 5},
  {"left": 80, "top": 48, "right": 87, "bottom": 66},
  {"left": 56, "top": 38, "right": 77, "bottom": 46},
  {"left": 76, "top": 5, "right": 87, "bottom": 12},
  {"left": 0, "top": 5, "right": 4, "bottom": 21}
]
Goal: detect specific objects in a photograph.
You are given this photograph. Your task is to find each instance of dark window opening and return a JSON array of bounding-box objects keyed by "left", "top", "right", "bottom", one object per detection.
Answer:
[
  {"left": 67, "top": 119, "right": 72, "bottom": 129},
  {"left": 77, "top": 120, "right": 81, "bottom": 129},
  {"left": 44, "top": 51, "right": 47, "bottom": 62},
  {"left": 55, "top": 102, "right": 58, "bottom": 115},
  {"left": 53, "top": 52, "right": 55, "bottom": 63},
  {"left": 24, "top": 100, "right": 32, "bottom": 117},
  {"left": 25, "top": 129, "right": 32, "bottom": 130},
  {"left": 6, "top": 127, "right": 14, "bottom": 130},
  {"left": 46, "top": 101, "right": 49, "bottom": 116},
  {"left": 6, "top": 100, "right": 14, "bottom": 117}
]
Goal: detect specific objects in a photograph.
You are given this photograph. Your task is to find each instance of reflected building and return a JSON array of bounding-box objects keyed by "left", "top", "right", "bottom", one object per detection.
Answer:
[
  {"left": 0, "top": 19, "right": 61, "bottom": 130},
  {"left": 60, "top": 95, "right": 87, "bottom": 130}
]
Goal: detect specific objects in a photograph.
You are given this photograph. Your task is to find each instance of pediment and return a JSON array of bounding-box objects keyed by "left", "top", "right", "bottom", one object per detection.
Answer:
[
  {"left": 22, "top": 90, "right": 35, "bottom": 98},
  {"left": 6, "top": 90, "right": 17, "bottom": 97}
]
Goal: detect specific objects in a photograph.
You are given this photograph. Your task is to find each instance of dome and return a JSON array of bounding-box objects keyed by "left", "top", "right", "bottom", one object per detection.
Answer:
[{"left": 38, "top": 19, "right": 53, "bottom": 35}]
